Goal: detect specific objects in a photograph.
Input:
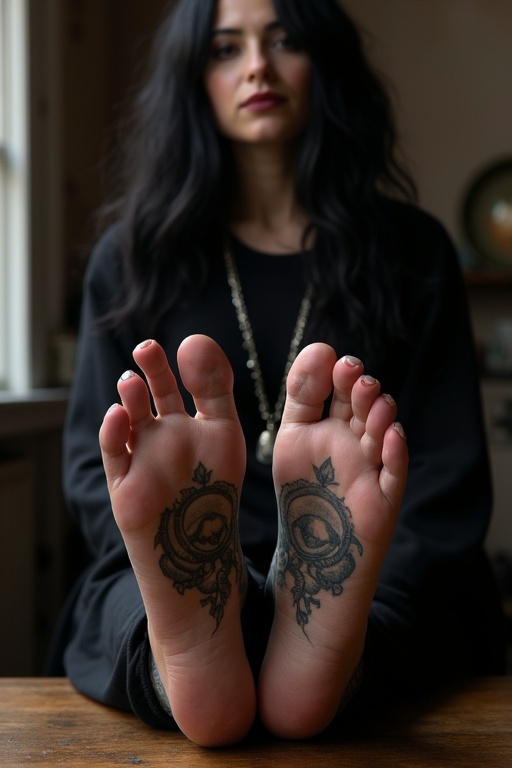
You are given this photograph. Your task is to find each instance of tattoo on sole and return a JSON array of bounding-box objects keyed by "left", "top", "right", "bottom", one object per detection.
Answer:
[
  {"left": 275, "top": 458, "right": 363, "bottom": 638},
  {"left": 154, "top": 462, "right": 245, "bottom": 633}
]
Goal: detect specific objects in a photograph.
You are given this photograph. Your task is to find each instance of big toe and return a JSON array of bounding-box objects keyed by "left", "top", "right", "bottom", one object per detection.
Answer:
[
  {"left": 281, "top": 343, "right": 338, "bottom": 425},
  {"left": 178, "top": 335, "right": 238, "bottom": 421}
]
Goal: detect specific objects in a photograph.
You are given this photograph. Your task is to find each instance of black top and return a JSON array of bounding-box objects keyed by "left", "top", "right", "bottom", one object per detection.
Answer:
[{"left": 49, "top": 200, "right": 507, "bottom": 728}]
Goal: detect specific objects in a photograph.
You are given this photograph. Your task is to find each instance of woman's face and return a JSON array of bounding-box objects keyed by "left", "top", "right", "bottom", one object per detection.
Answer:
[{"left": 204, "top": 0, "right": 312, "bottom": 146}]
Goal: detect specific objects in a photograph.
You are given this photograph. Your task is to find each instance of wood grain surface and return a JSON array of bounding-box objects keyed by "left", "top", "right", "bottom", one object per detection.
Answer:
[{"left": 1, "top": 677, "right": 511, "bottom": 767}]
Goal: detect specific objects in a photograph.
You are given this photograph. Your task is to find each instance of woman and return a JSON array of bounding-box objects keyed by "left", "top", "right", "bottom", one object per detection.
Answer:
[{"left": 49, "top": 0, "right": 506, "bottom": 748}]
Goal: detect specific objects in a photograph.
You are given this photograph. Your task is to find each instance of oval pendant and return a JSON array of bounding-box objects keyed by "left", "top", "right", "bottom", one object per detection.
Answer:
[{"left": 256, "top": 428, "right": 275, "bottom": 465}]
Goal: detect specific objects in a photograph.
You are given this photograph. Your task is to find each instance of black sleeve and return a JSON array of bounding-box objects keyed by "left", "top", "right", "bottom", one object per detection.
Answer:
[
  {"left": 363, "top": 208, "right": 506, "bottom": 696},
  {"left": 55, "top": 227, "right": 176, "bottom": 727}
]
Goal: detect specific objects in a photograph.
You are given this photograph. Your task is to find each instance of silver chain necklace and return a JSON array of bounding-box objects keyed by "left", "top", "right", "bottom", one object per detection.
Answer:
[{"left": 224, "top": 244, "right": 313, "bottom": 464}]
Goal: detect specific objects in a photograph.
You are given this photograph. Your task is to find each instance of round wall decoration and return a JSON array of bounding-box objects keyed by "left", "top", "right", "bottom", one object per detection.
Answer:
[{"left": 462, "top": 158, "right": 512, "bottom": 269}]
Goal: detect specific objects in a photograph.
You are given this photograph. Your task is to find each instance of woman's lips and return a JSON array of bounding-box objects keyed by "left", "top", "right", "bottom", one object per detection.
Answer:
[{"left": 241, "top": 92, "right": 286, "bottom": 111}]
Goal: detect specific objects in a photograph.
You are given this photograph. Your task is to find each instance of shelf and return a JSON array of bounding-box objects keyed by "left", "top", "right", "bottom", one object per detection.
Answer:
[
  {"left": 464, "top": 269, "right": 512, "bottom": 287},
  {"left": 480, "top": 375, "right": 512, "bottom": 384},
  {"left": 0, "top": 389, "right": 68, "bottom": 439}
]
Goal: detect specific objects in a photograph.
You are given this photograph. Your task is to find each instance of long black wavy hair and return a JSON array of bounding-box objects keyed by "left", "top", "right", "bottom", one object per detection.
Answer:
[{"left": 99, "top": 0, "right": 417, "bottom": 355}]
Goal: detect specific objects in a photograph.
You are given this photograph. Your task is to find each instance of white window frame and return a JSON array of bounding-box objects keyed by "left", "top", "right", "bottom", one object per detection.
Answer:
[
  {"left": 0, "top": 0, "right": 30, "bottom": 391},
  {"left": 0, "top": 0, "right": 64, "bottom": 393}
]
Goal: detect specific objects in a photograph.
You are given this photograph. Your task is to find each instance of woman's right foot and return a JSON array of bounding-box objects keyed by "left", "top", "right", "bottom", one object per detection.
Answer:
[
  {"left": 259, "top": 343, "right": 408, "bottom": 739},
  {"left": 99, "top": 335, "right": 255, "bottom": 746}
]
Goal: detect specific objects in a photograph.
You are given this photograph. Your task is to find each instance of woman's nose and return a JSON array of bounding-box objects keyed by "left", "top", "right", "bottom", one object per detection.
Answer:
[{"left": 246, "top": 43, "right": 274, "bottom": 83}]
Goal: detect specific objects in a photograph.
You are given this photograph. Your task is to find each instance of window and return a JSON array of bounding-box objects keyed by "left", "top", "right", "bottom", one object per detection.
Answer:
[
  {"left": 0, "top": 0, "right": 30, "bottom": 391},
  {"left": 0, "top": 0, "right": 64, "bottom": 393}
]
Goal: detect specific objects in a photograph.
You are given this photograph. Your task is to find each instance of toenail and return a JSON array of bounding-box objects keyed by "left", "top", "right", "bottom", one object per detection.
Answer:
[
  {"left": 383, "top": 393, "right": 396, "bottom": 407},
  {"left": 393, "top": 422, "right": 406, "bottom": 439},
  {"left": 341, "top": 355, "right": 363, "bottom": 367},
  {"left": 120, "top": 370, "right": 135, "bottom": 381},
  {"left": 361, "top": 374, "right": 377, "bottom": 386},
  {"left": 135, "top": 339, "right": 152, "bottom": 350}
]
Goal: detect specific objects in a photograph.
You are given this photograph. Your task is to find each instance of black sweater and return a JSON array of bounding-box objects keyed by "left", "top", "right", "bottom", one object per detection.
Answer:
[{"left": 48, "top": 201, "right": 506, "bottom": 728}]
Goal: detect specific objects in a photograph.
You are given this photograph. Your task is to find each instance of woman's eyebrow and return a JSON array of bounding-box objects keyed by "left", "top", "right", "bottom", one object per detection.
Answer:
[{"left": 211, "top": 20, "right": 282, "bottom": 37}]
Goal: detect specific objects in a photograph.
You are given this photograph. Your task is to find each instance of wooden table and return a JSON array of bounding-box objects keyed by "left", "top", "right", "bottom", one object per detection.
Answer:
[{"left": 1, "top": 677, "right": 511, "bottom": 767}]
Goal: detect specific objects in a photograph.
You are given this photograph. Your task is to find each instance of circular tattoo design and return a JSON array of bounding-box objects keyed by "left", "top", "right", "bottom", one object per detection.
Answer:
[
  {"left": 276, "top": 458, "right": 363, "bottom": 634},
  {"left": 154, "top": 463, "right": 244, "bottom": 632}
]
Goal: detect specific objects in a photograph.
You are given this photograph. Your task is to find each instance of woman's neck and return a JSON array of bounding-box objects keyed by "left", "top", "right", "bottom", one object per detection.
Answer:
[{"left": 229, "top": 142, "right": 312, "bottom": 254}]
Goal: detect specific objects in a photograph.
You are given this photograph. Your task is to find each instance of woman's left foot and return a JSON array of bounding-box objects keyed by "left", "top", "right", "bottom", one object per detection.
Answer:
[
  {"left": 258, "top": 343, "right": 408, "bottom": 739},
  {"left": 99, "top": 336, "right": 255, "bottom": 746}
]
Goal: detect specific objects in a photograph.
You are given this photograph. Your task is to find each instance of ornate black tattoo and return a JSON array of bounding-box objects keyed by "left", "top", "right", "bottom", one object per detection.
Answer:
[
  {"left": 275, "top": 458, "right": 363, "bottom": 635},
  {"left": 154, "top": 463, "right": 244, "bottom": 633}
]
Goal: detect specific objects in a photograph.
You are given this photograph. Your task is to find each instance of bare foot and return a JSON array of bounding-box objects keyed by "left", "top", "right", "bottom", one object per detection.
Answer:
[
  {"left": 258, "top": 343, "right": 408, "bottom": 739},
  {"left": 99, "top": 335, "right": 255, "bottom": 746}
]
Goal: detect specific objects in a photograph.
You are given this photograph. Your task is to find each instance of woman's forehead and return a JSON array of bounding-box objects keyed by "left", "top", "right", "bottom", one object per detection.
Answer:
[{"left": 211, "top": 0, "right": 279, "bottom": 31}]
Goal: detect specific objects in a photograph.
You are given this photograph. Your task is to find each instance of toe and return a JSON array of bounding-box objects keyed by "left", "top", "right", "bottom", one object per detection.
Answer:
[
  {"left": 281, "top": 343, "right": 337, "bottom": 425},
  {"left": 330, "top": 355, "right": 365, "bottom": 421},
  {"left": 117, "top": 369, "right": 155, "bottom": 431},
  {"left": 99, "top": 403, "right": 131, "bottom": 490},
  {"left": 360, "top": 393, "right": 397, "bottom": 465},
  {"left": 132, "top": 339, "right": 186, "bottom": 418},
  {"left": 380, "top": 422, "right": 409, "bottom": 503},
  {"left": 350, "top": 375, "right": 382, "bottom": 437},
  {"left": 177, "top": 335, "right": 238, "bottom": 421}
]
